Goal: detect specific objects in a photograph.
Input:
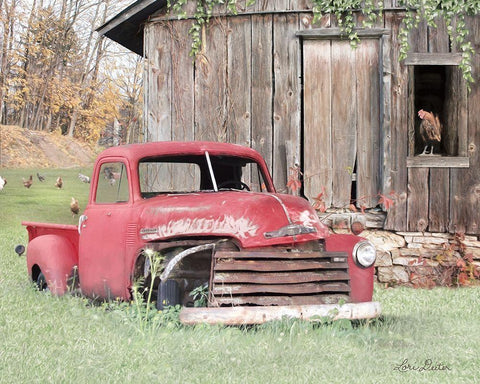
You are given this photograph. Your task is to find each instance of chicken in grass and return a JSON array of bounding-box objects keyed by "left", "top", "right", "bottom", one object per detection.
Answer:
[
  {"left": 70, "top": 197, "right": 79, "bottom": 217},
  {"left": 23, "top": 175, "right": 33, "bottom": 189},
  {"left": 418, "top": 109, "right": 442, "bottom": 155},
  {"left": 37, "top": 172, "right": 46, "bottom": 182},
  {"left": 103, "top": 167, "right": 118, "bottom": 186},
  {"left": 78, "top": 173, "right": 90, "bottom": 183},
  {"left": 0, "top": 175, "right": 6, "bottom": 191},
  {"left": 55, "top": 176, "right": 63, "bottom": 189}
]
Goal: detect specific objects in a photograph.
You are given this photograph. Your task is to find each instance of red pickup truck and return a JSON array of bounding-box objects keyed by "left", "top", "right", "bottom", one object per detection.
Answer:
[{"left": 21, "top": 141, "right": 380, "bottom": 324}]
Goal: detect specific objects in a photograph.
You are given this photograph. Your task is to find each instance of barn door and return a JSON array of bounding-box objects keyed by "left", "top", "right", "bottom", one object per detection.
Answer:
[{"left": 303, "top": 38, "right": 381, "bottom": 209}]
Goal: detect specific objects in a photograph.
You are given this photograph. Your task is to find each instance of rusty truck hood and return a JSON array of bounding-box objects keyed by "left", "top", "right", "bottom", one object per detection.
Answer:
[{"left": 138, "top": 191, "right": 328, "bottom": 247}]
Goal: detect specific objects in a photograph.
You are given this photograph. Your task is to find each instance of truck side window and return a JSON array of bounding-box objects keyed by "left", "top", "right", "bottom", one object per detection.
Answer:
[{"left": 96, "top": 162, "right": 129, "bottom": 203}]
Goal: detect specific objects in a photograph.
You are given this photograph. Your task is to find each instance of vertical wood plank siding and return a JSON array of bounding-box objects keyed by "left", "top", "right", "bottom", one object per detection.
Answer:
[
  {"left": 450, "top": 16, "right": 480, "bottom": 234},
  {"left": 406, "top": 20, "right": 429, "bottom": 232},
  {"left": 251, "top": 15, "right": 273, "bottom": 172},
  {"left": 356, "top": 39, "right": 380, "bottom": 208},
  {"left": 144, "top": 5, "right": 480, "bottom": 235},
  {"left": 227, "top": 16, "right": 252, "bottom": 147},
  {"left": 331, "top": 41, "right": 356, "bottom": 207},
  {"left": 171, "top": 21, "right": 195, "bottom": 142},
  {"left": 194, "top": 19, "right": 228, "bottom": 141},
  {"left": 427, "top": 17, "right": 450, "bottom": 233},
  {"left": 383, "top": 11, "right": 408, "bottom": 231},
  {"left": 272, "top": 13, "right": 301, "bottom": 191},
  {"left": 145, "top": 22, "right": 172, "bottom": 142},
  {"left": 303, "top": 40, "right": 333, "bottom": 205}
]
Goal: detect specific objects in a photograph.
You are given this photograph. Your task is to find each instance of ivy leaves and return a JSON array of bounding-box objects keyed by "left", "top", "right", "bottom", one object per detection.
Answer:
[
  {"left": 167, "top": 0, "right": 256, "bottom": 57},
  {"left": 398, "top": 0, "right": 476, "bottom": 89},
  {"left": 166, "top": 1, "right": 477, "bottom": 87},
  {"left": 312, "top": 0, "right": 384, "bottom": 47},
  {"left": 312, "top": 0, "right": 477, "bottom": 88}
]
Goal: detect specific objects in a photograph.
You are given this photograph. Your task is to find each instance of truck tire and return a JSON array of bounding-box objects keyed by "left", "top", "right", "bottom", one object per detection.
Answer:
[
  {"left": 37, "top": 272, "right": 48, "bottom": 291},
  {"left": 156, "top": 280, "right": 180, "bottom": 310}
]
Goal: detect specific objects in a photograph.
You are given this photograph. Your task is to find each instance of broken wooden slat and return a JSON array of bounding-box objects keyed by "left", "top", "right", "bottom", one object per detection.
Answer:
[
  {"left": 214, "top": 259, "right": 348, "bottom": 272},
  {"left": 210, "top": 248, "right": 350, "bottom": 308},
  {"left": 212, "top": 282, "right": 350, "bottom": 295},
  {"left": 211, "top": 294, "right": 351, "bottom": 307},
  {"left": 214, "top": 250, "right": 348, "bottom": 260},
  {"left": 213, "top": 270, "right": 349, "bottom": 284}
]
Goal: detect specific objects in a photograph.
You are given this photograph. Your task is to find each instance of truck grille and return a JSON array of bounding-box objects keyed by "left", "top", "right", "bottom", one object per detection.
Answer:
[{"left": 209, "top": 250, "right": 350, "bottom": 307}]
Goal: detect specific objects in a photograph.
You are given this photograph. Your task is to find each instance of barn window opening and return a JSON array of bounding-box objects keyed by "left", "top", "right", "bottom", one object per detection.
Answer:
[
  {"left": 405, "top": 53, "right": 469, "bottom": 168},
  {"left": 413, "top": 65, "right": 447, "bottom": 156}
]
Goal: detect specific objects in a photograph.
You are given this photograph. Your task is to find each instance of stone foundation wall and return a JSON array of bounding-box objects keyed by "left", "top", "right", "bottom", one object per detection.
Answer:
[
  {"left": 319, "top": 211, "right": 480, "bottom": 286},
  {"left": 361, "top": 230, "right": 480, "bottom": 286}
]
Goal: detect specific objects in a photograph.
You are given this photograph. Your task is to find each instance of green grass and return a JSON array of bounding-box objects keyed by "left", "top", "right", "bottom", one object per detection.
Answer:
[{"left": 1, "top": 168, "right": 479, "bottom": 383}]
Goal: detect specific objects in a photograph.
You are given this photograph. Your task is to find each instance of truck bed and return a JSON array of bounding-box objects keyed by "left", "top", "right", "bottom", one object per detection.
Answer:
[{"left": 22, "top": 221, "right": 79, "bottom": 249}]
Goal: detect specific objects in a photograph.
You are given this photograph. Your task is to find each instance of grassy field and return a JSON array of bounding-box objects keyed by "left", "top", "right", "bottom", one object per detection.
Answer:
[{"left": 0, "top": 168, "right": 479, "bottom": 383}]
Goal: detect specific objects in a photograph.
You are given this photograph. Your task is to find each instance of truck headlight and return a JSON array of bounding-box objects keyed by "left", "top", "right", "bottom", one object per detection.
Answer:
[{"left": 353, "top": 241, "right": 376, "bottom": 268}]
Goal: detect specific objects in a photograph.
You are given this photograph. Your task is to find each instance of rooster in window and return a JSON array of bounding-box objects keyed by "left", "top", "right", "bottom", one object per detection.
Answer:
[{"left": 418, "top": 109, "right": 442, "bottom": 155}]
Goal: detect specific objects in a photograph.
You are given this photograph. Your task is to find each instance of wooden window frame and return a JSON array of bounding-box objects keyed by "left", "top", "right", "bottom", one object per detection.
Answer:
[{"left": 405, "top": 53, "right": 469, "bottom": 168}]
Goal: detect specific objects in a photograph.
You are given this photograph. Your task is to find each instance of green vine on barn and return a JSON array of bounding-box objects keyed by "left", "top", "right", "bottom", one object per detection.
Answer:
[
  {"left": 166, "top": 0, "right": 256, "bottom": 57},
  {"left": 166, "top": 0, "right": 478, "bottom": 87},
  {"left": 313, "top": 0, "right": 477, "bottom": 88}
]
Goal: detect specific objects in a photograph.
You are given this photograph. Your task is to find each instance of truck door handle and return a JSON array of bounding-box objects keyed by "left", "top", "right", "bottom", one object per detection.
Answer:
[{"left": 78, "top": 215, "right": 88, "bottom": 234}]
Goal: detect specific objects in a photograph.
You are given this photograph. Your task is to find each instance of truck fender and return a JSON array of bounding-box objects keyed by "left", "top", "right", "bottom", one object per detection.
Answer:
[
  {"left": 26, "top": 234, "right": 78, "bottom": 296},
  {"left": 325, "top": 233, "right": 375, "bottom": 303}
]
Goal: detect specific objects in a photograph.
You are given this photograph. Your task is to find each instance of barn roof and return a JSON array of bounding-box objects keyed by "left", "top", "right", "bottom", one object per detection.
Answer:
[{"left": 96, "top": 0, "right": 166, "bottom": 55}]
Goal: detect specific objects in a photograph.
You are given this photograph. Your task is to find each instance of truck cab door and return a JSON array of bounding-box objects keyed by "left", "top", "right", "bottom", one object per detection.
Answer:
[{"left": 78, "top": 160, "right": 133, "bottom": 299}]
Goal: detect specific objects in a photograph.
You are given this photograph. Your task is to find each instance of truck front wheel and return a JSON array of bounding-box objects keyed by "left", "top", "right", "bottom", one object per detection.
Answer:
[
  {"left": 36, "top": 272, "right": 49, "bottom": 292},
  {"left": 156, "top": 280, "right": 180, "bottom": 310}
]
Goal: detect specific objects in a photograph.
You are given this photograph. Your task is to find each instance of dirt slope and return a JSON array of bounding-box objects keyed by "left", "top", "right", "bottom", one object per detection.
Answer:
[{"left": 0, "top": 125, "right": 97, "bottom": 168}]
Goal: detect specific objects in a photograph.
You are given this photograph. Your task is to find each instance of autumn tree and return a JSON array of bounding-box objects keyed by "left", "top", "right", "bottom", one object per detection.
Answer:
[
  {"left": 106, "top": 53, "right": 143, "bottom": 144},
  {"left": 0, "top": 0, "right": 18, "bottom": 123},
  {"left": 0, "top": 0, "right": 140, "bottom": 144}
]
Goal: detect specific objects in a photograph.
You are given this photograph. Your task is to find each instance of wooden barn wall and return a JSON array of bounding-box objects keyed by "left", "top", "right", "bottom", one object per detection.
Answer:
[
  {"left": 384, "top": 15, "right": 480, "bottom": 235},
  {"left": 145, "top": 10, "right": 308, "bottom": 191},
  {"left": 382, "top": 11, "right": 408, "bottom": 231},
  {"left": 450, "top": 16, "right": 480, "bottom": 235},
  {"left": 144, "top": 2, "right": 480, "bottom": 235},
  {"left": 302, "top": 38, "right": 381, "bottom": 209}
]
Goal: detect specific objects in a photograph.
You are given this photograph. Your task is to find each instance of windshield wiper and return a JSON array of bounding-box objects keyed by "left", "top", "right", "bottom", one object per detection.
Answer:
[{"left": 204, "top": 151, "right": 218, "bottom": 192}]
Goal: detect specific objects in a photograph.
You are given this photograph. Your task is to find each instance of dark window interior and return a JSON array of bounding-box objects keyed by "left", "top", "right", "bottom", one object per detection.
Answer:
[
  {"left": 413, "top": 65, "right": 461, "bottom": 157},
  {"left": 414, "top": 65, "right": 446, "bottom": 155},
  {"left": 139, "top": 155, "right": 268, "bottom": 197}
]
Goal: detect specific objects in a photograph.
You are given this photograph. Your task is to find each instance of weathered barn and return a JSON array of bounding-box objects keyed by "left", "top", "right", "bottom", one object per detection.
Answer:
[{"left": 98, "top": 0, "right": 480, "bottom": 241}]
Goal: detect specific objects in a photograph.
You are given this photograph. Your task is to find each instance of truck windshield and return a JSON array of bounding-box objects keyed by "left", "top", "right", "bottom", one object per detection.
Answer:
[{"left": 139, "top": 154, "right": 268, "bottom": 198}]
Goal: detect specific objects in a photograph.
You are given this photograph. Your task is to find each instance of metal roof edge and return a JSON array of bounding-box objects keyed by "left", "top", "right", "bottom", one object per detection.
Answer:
[{"left": 96, "top": 0, "right": 165, "bottom": 55}]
